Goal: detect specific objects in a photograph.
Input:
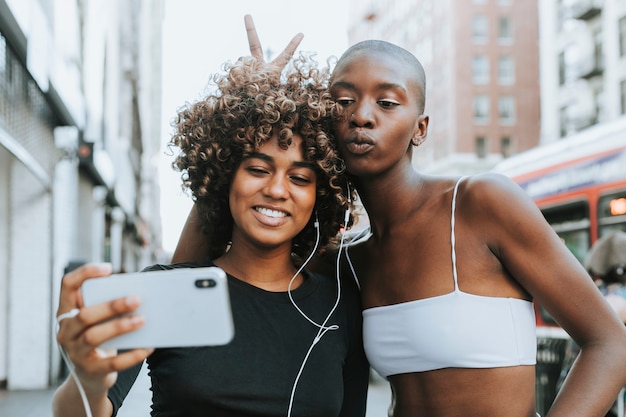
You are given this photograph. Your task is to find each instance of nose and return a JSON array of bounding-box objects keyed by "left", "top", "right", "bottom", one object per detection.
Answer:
[
  {"left": 264, "top": 173, "right": 289, "bottom": 200},
  {"left": 350, "top": 103, "right": 374, "bottom": 128}
]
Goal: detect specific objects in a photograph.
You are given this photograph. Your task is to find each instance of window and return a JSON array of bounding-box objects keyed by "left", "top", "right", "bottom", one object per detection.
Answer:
[
  {"left": 472, "top": 55, "right": 490, "bottom": 84},
  {"left": 598, "top": 191, "right": 626, "bottom": 238},
  {"left": 476, "top": 136, "right": 487, "bottom": 158},
  {"left": 559, "top": 51, "right": 566, "bottom": 85},
  {"left": 498, "top": 16, "right": 513, "bottom": 43},
  {"left": 0, "top": 36, "right": 5, "bottom": 74},
  {"left": 498, "top": 55, "right": 515, "bottom": 85},
  {"left": 559, "top": 44, "right": 579, "bottom": 85},
  {"left": 473, "top": 95, "right": 490, "bottom": 123},
  {"left": 592, "top": 86, "right": 603, "bottom": 124},
  {"left": 500, "top": 136, "right": 512, "bottom": 158},
  {"left": 592, "top": 28, "right": 604, "bottom": 73},
  {"left": 620, "top": 16, "right": 626, "bottom": 57},
  {"left": 472, "top": 15, "right": 488, "bottom": 43},
  {"left": 559, "top": 107, "right": 568, "bottom": 137},
  {"left": 621, "top": 79, "right": 626, "bottom": 114},
  {"left": 498, "top": 95, "right": 516, "bottom": 123}
]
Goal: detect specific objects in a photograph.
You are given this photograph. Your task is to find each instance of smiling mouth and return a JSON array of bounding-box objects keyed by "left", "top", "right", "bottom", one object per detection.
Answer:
[{"left": 255, "top": 207, "right": 288, "bottom": 218}]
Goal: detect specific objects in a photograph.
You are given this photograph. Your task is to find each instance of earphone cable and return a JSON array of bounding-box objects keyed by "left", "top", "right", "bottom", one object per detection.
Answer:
[
  {"left": 286, "top": 214, "right": 348, "bottom": 417},
  {"left": 56, "top": 319, "right": 94, "bottom": 417}
]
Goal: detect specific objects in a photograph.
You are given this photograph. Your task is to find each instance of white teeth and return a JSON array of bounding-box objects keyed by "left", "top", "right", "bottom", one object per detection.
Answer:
[{"left": 256, "top": 207, "right": 287, "bottom": 218}]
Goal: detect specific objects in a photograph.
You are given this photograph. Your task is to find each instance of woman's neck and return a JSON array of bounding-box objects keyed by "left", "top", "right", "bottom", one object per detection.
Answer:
[
  {"left": 356, "top": 169, "right": 427, "bottom": 235},
  {"left": 214, "top": 246, "right": 302, "bottom": 292}
]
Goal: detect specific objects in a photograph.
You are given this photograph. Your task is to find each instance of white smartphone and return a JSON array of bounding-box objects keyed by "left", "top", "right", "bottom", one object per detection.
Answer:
[{"left": 81, "top": 267, "right": 234, "bottom": 349}]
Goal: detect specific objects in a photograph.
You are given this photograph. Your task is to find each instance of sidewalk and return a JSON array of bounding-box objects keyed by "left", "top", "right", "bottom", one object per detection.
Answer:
[
  {"left": 0, "top": 365, "right": 390, "bottom": 417},
  {"left": 0, "top": 363, "right": 152, "bottom": 417}
]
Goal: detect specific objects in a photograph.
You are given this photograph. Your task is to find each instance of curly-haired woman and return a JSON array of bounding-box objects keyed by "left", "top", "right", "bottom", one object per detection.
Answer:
[{"left": 52, "top": 52, "right": 369, "bottom": 417}]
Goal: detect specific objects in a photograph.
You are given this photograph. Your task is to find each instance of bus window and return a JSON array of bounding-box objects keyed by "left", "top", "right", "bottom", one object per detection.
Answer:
[
  {"left": 598, "top": 190, "right": 626, "bottom": 237},
  {"left": 542, "top": 201, "right": 590, "bottom": 263}
]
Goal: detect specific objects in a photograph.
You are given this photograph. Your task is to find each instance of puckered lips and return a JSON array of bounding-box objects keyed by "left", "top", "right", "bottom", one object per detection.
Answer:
[
  {"left": 253, "top": 205, "right": 290, "bottom": 227},
  {"left": 342, "top": 130, "right": 375, "bottom": 155}
]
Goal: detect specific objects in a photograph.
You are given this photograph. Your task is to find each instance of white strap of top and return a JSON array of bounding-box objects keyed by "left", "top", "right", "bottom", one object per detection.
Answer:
[{"left": 451, "top": 176, "right": 467, "bottom": 291}]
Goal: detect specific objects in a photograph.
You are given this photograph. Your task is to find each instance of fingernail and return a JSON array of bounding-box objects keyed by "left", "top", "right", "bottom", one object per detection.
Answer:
[
  {"left": 125, "top": 295, "right": 141, "bottom": 307},
  {"left": 95, "top": 263, "right": 112, "bottom": 273}
]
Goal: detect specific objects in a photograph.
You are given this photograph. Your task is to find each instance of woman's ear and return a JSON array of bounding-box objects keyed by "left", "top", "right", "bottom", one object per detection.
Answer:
[{"left": 411, "top": 115, "right": 429, "bottom": 147}]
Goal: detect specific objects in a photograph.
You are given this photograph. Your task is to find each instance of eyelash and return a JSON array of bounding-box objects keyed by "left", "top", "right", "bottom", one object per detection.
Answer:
[
  {"left": 379, "top": 100, "right": 399, "bottom": 108},
  {"left": 247, "top": 167, "right": 268, "bottom": 175},
  {"left": 335, "top": 98, "right": 399, "bottom": 109},
  {"left": 246, "top": 167, "right": 313, "bottom": 185},
  {"left": 290, "top": 176, "right": 312, "bottom": 185}
]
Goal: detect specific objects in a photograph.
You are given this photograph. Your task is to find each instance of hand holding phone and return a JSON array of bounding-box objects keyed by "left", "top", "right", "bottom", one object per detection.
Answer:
[{"left": 81, "top": 267, "right": 234, "bottom": 349}]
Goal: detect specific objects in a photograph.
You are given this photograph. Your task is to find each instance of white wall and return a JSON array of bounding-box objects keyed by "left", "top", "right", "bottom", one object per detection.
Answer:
[
  {"left": 7, "top": 163, "right": 52, "bottom": 389},
  {"left": 0, "top": 147, "right": 10, "bottom": 384}
]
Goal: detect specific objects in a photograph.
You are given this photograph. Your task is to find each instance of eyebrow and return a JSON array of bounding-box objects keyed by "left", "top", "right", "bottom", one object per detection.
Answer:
[
  {"left": 248, "top": 152, "right": 316, "bottom": 170},
  {"left": 331, "top": 80, "right": 408, "bottom": 95}
]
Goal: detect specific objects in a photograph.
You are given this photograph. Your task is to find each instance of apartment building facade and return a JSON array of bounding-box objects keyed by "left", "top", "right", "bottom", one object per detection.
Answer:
[{"left": 540, "top": 0, "right": 626, "bottom": 142}]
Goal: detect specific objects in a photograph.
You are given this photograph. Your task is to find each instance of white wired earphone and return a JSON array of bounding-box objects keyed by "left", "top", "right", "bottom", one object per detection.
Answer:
[
  {"left": 56, "top": 309, "right": 94, "bottom": 417},
  {"left": 285, "top": 183, "right": 361, "bottom": 417}
]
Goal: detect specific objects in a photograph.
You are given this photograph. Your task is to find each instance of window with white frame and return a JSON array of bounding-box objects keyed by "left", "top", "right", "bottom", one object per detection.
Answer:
[
  {"left": 559, "top": 44, "right": 578, "bottom": 85},
  {"left": 498, "top": 95, "right": 516, "bottom": 123},
  {"left": 473, "top": 95, "right": 490, "bottom": 123},
  {"left": 498, "top": 16, "right": 513, "bottom": 43},
  {"left": 619, "top": 16, "right": 626, "bottom": 57},
  {"left": 472, "top": 55, "right": 490, "bottom": 84},
  {"left": 621, "top": 79, "right": 626, "bottom": 115},
  {"left": 476, "top": 136, "right": 488, "bottom": 158},
  {"left": 472, "top": 15, "right": 488, "bottom": 43},
  {"left": 500, "top": 136, "right": 512, "bottom": 158},
  {"left": 498, "top": 55, "right": 515, "bottom": 85},
  {"left": 559, "top": 107, "right": 568, "bottom": 137}
]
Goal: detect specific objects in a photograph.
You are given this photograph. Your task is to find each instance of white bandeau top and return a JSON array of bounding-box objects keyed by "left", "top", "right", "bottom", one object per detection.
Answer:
[{"left": 362, "top": 177, "right": 536, "bottom": 377}]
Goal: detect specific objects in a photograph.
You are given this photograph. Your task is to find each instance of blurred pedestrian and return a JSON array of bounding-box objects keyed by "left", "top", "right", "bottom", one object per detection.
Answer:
[{"left": 586, "top": 230, "right": 626, "bottom": 323}]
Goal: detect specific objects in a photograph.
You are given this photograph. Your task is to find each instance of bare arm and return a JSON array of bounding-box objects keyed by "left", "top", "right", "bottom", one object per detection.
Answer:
[
  {"left": 53, "top": 377, "right": 113, "bottom": 417},
  {"left": 470, "top": 174, "right": 626, "bottom": 417},
  {"left": 171, "top": 204, "right": 210, "bottom": 263},
  {"left": 52, "top": 264, "right": 152, "bottom": 417}
]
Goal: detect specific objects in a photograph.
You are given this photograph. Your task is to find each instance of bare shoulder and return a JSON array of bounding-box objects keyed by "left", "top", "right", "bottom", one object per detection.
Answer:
[
  {"left": 461, "top": 172, "right": 527, "bottom": 202},
  {"left": 456, "top": 172, "right": 562, "bottom": 261},
  {"left": 458, "top": 172, "right": 541, "bottom": 223}
]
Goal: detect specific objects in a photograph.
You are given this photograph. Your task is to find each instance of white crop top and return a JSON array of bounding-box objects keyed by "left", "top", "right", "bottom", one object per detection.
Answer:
[{"left": 362, "top": 177, "right": 536, "bottom": 377}]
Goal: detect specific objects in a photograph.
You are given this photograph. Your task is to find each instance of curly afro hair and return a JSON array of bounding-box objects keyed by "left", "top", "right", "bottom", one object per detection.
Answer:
[{"left": 170, "top": 53, "right": 354, "bottom": 264}]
